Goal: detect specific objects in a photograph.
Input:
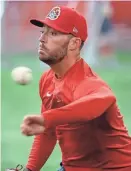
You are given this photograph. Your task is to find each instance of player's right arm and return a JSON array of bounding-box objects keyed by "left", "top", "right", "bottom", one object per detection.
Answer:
[{"left": 26, "top": 71, "right": 57, "bottom": 171}]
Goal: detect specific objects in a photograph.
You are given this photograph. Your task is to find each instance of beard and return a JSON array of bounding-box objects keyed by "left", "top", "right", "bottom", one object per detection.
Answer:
[
  {"left": 40, "top": 47, "right": 67, "bottom": 65},
  {"left": 38, "top": 41, "right": 69, "bottom": 65}
]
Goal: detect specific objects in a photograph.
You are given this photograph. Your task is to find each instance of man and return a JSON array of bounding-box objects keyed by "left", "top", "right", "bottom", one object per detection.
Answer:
[{"left": 21, "top": 6, "right": 131, "bottom": 171}]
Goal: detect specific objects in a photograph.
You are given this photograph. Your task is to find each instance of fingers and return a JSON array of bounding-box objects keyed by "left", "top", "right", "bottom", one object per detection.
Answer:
[
  {"left": 35, "top": 125, "right": 45, "bottom": 135},
  {"left": 23, "top": 115, "right": 32, "bottom": 124},
  {"left": 20, "top": 123, "right": 45, "bottom": 136},
  {"left": 20, "top": 123, "right": 32, "bottom": 136},
  {"left": 30, "top": 115, "right": 44, "bottom": 125},
  {"left": 20, "top": 116, "right": 32, "bottom": 136},
  {"left": 20, "top": 114, "right": 45, "bottom": 136},
  {"left": 23, "top": 115, "right": 44, "bottom": 126}
]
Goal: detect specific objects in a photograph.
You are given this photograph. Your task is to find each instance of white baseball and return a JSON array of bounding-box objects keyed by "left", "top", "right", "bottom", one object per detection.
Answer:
[{"left": 11, "top": 66, "right": 33, "bottom": 85}]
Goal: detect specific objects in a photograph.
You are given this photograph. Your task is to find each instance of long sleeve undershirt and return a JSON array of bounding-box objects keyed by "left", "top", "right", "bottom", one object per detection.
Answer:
[{"left": 43, "top": 86, "right": 116, "bottom": 128}]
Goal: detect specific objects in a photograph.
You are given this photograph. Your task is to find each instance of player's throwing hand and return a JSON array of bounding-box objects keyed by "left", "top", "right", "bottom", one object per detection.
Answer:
[{"left": 20, "top": 115, "right": 45, "bottom": 136}]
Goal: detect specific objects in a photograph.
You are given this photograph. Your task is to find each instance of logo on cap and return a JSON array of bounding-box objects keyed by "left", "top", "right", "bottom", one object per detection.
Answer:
[
  {"left": 46, "top": 6, "right": 61, "bottom": 20},
  {"left": 73, "top": 27, "right": 78, "bottom": 33}
]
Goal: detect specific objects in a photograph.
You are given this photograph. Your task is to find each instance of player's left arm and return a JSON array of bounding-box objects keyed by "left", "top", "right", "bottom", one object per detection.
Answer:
[{"left": 43, "top": 82, "right": 116, "bottom": 128}]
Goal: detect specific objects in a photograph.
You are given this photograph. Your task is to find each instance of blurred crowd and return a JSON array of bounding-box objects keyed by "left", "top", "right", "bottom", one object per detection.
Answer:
[{"left": 1, "top": 1, "right": 131, "bottom": 66}]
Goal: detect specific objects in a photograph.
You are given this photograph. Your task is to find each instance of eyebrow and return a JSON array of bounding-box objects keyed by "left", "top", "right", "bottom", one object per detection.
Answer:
[{"left": 42, "top": 26, "right": 74, "bottom": 37}]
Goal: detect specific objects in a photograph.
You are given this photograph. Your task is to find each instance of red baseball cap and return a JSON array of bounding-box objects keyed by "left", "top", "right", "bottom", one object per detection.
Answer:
[{"left": 30, "top": 6, "right": 88, "bottom": 42}]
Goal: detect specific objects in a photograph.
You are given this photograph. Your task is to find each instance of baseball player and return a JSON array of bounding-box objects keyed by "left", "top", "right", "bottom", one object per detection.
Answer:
[{"left": 20, "top": 6, "right": 131, "bottom": 171}]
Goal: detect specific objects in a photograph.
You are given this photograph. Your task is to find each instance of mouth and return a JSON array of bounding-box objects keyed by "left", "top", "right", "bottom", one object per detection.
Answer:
[
  {"left": 38, "top": 45, "right": 46, "bottom": 50},
  {"left": 38, "top": 49, "right": 45, "bottom": 54},
  {"left": 38, "top": 47, "right": 48, "bottom": 56},
  {"left": 38, "top": 45, "right": 48, "bottom": 51},
  {"left": 38, "top": 48, "right": 44, "bottom": 51}
]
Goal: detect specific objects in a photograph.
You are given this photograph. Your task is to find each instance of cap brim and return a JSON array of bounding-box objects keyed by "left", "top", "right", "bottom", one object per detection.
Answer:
[
  {"left": 30, "top": 19, "right": 44, "bottom": 27},
  {"left": 30, "top": 19, "right": 69, "bottom": 34}
]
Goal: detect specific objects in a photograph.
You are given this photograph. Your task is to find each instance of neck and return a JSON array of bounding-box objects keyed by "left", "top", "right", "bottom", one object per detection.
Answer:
[{"left": 50, "top": 54, "right": 81, "bottom": 79}]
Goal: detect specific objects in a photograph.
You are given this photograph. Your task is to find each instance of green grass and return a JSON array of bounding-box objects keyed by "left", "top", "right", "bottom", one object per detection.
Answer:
[{"left": 1, "top": 53, "right": 131, "bottom": 170}]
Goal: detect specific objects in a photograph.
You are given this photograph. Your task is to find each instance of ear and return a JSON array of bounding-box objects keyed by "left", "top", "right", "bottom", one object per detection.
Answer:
[{"left": 68, "top": 37, "right": 81, "bottom": 51}]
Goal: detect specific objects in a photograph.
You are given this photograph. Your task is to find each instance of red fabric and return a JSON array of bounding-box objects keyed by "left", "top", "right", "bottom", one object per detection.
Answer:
[
  {"left": 26, "top": 76, "right": 57, "bottom": 171},
  {"left": 26, "top": 131, "right": 56, "bottom": 171},
  {"left": 65, "top": 166, "right": 101, "bottom": 171},
  {"left": 30, "top": 6, "right": 88, "bottom": 41},
  {"left": 27, "top": 59, "right": 131, "bottom": 171},
  {"left": 65, "top": 166, "right": 131, "bottom": 171}
]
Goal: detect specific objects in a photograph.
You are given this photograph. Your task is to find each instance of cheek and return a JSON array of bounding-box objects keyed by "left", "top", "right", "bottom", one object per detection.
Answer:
[
  {"left": 49, "top": 36, "right": 67, "bottom": 47},
  {"left": 48, "top": 41, "right": 62, "bottom": 52},
  {"left": 47, "top": 39, "right": 59, "bottom": 49},
  {"left": 47, "top": 37, "right": 69, "bottom": 55}
]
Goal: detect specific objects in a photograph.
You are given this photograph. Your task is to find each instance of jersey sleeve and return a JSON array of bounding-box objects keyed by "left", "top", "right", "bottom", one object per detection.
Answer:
[
  {"left": 26, "top": 129, "right": 56, "bottom": 171},
  {"left": 26, "top": 72, "right": 57, "bottom": 171},
  {"left": 43, "top": 78, "right": 116, "bottom": 128}
]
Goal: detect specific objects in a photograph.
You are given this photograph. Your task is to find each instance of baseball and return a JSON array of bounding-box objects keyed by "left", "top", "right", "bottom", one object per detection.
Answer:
[{"left": 11, "top": 66, "right": 33, "bottom": 85}]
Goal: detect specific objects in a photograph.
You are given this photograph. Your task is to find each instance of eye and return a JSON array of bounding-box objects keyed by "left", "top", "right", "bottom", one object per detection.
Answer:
[
  {"left": 40, "top": 31, "right": 44, "bottom": 34},
  {"left": 51, "top": 32, "right": 57, "bottom": 36}
]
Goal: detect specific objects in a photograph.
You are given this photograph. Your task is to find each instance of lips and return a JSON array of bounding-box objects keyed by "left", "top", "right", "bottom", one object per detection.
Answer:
[
  {"left": 38, "top": 47, "right": 47, "bottom": 55},
  {"left": 38, "top": 49, "right": 45, "bottom": 54},
  {"left": 39, "top": 48, "right": 44, "bottom": 51},
  {"left": 38, "top": 44, "right": 48, "bottom": 55},
  {"left": 39, "top": 45, "right": 48, "bottom": 51}
]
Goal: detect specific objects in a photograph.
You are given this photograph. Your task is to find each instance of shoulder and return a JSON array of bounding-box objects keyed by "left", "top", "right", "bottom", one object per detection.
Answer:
[{"left": 74, "top": 74, "right": 115, "bottom": 100}]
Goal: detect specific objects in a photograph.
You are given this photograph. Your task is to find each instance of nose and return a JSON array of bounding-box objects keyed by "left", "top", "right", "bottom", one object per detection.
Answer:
[{"left": 39, "top": 33, "right": 48, "bottom": 43}]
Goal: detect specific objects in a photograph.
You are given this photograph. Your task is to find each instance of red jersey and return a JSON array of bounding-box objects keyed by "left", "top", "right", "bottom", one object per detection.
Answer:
[{"left": 26, "top": 59, "right": 131, "bottom": 171}]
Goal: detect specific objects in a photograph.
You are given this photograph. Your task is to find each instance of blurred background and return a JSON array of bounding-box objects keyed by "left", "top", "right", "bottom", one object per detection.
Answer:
[{"left": 1, "top": 1, "right": 131, "bottom": 170}]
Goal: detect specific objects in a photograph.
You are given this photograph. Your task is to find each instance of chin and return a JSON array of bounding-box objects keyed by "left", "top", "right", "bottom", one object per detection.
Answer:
[{"left": 39, "top": 54, "right": 48, "bottom": 61}]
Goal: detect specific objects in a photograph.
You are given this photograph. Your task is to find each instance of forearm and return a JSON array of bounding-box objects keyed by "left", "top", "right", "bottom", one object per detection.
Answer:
[
  {"left": 26, "top": 129, "right": 56, "bottom": 171},
  {"left": 43, "top": 87, "right": 116, "bottom": 128}
]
